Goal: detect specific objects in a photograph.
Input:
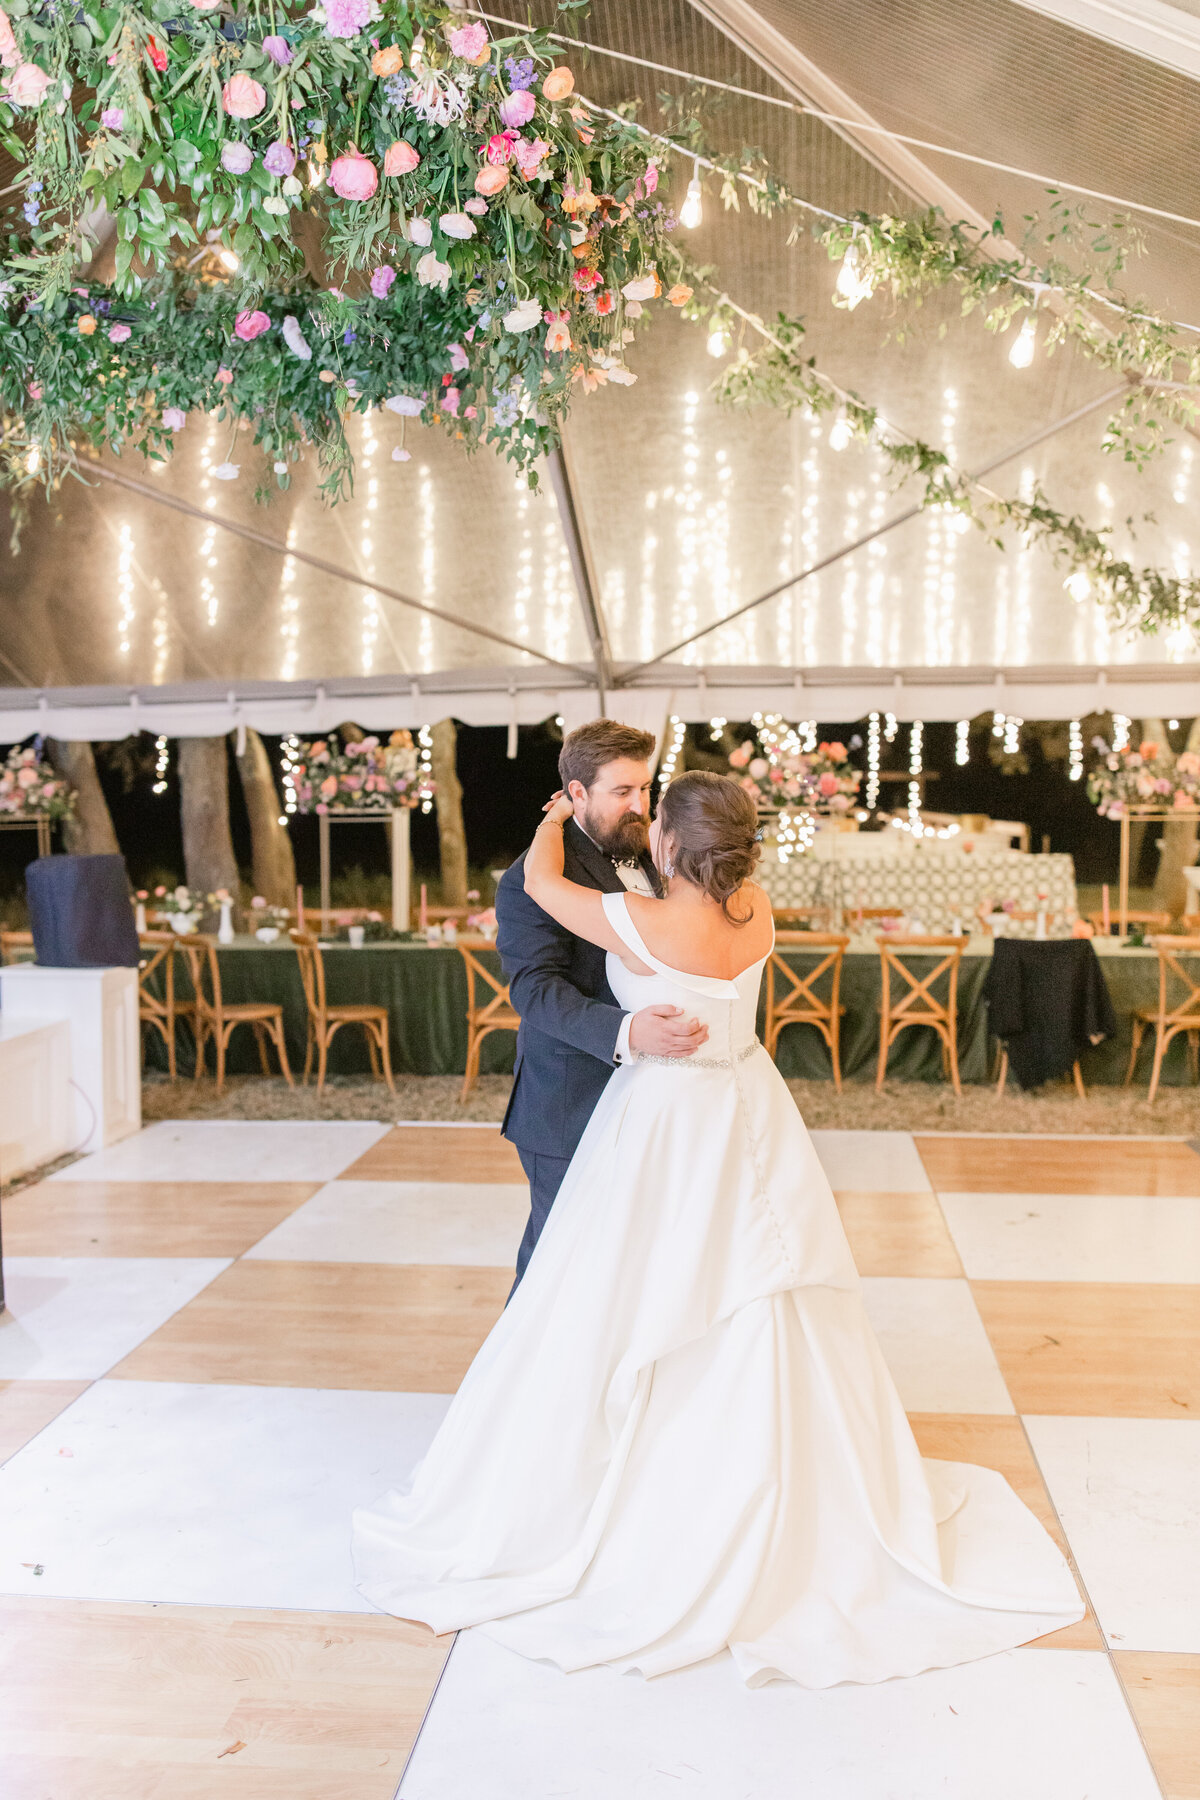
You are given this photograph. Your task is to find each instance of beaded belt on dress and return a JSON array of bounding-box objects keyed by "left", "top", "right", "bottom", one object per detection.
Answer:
[{"left": 634, "top": 1042, "right": 761, "bottom": 1070}]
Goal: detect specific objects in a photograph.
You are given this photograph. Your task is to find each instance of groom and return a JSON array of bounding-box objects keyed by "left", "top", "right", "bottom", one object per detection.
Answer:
[{"left": 496, "top": 718, "right": 709, "bottom": 1287}]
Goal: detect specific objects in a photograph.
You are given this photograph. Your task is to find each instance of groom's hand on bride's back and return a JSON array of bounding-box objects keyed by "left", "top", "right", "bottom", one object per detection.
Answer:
[{"left": 629, "top": 1006, "right": 709, "bottom": 1058}]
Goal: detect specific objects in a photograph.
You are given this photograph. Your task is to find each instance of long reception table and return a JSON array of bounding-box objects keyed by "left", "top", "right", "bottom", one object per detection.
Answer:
[{"left": 141, "top": 935, "right": 1195, "bottom": 1089}]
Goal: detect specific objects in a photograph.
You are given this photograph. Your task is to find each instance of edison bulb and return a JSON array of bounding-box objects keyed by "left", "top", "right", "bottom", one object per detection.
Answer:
[
  {"left": 829, "top": 414, "right": 852, "bottom": 451},
  {"left": 680, "top": 175, "right": 703, "bottom": 230},
  {"left": 1064, "top": 568, "right": 1092, "bottom": 601},
  {"left": 1009, "top": 315, "right": 1037, "bottom": 368},
  {"left": 706, "top": 327, "right": 728, "bottom": 358}
]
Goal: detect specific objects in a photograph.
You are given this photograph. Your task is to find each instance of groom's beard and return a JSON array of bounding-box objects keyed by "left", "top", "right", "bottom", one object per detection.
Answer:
[{"left": 581, "top": 807, "right": 650, "bottom": 862}]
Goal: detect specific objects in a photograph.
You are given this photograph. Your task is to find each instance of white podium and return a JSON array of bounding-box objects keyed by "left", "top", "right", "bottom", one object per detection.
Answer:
[{"left": 0, "top": 965, "right": 140, "bottom": 1158}]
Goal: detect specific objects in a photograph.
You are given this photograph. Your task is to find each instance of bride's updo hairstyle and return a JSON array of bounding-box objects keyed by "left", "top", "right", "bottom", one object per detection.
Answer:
[{"left": 657, "top": 771, "right": 760, "bottom": 923}]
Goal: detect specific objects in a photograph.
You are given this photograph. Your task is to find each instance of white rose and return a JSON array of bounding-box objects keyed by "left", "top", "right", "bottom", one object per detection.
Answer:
[
  {"left": 502, "top": 297, "right": 542, "bottom": 333},
  {"left": 407, "top": 216, "right": 433, "bottom": 246},
  {"left": 416, "top": 250, "right": 451, "bottom": 291},
  {"left": 438, "top": 210, "right": 476, "bottom": 240},
  {"left": 622, "top": 273, "right": 658, "bottom": 302},
  {"left": 213, "top": 463, "right": 240, "bottom": 480},
  {"left": 281, "top": 315, "right": 312, "bottom": 360},
  {"left": 385, "top": 394, "right": 425, "bottom": 416}
]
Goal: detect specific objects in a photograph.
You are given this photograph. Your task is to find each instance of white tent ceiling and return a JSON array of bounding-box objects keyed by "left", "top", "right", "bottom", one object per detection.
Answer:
[{"left": 3, "top": 0, "right": 1200, "bottom": 738}]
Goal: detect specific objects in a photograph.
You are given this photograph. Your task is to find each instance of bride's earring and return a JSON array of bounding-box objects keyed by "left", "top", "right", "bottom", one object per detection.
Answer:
[{"left": 663, "top": 853, "right": 675, "bottom": 880}]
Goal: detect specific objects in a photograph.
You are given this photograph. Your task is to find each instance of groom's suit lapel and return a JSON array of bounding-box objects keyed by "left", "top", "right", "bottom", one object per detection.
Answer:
[{"left": 564, "top": 817, "right": 626, "bottom": 894}]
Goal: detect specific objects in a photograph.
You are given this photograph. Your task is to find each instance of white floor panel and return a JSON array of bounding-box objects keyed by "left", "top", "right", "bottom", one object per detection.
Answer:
[
  {"left": 1024, "top": 1416, "right": 1200, "bottom": 1652},
  {"left": 242, "top": 1179, "right": 529, "bottom": 1266},
  {"left": 809, "top": 1131, "right": 931, "bottom": 1194},
  {"left": 400, "top": 1634, "right": 1158, "bottom": 1800},
  {"left": 861, "top": 1277, "right": 1014, "bottom": 1413},
  {"left": 50, "top": 1120, "right": 390, "bottom": 1184},
  {"left": 0, "top": 1257, "right": 230, "bottom": 1378},
  {"left": 939, "top": 1190, "right": 1200, "bottom": 1282},
  {"left": 0, "top": 1378, "right": 449, "bottom": 1610}
]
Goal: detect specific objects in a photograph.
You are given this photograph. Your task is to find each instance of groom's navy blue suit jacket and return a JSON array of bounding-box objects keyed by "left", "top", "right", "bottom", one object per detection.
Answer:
[{"left": 496, "top": 818, "right": 660, "bottom": 1162}]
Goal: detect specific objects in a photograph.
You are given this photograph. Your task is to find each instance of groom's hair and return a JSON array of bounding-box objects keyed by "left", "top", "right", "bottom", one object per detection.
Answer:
[{"left": 559, "top": 719, "right": 657, "bottom": 791}]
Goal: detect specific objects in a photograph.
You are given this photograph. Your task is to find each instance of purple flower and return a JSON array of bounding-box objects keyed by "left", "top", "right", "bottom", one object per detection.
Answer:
[
  {"left": 263, "top": 140, "right": 296, "bottom": 177},
  {"left": 101, "top": 106, "right": 124, "bottom": 130},
  {"left": 262, "top": 34, "right": 293, "bottom": 66},
  {"left": 221, "top": 142, "right": 254, "bottom": 174},
  {"left": 370, "top": 265, "right": 396, "bottom": 299},
  {"left": 504, "top": 55, "right": 535, "bottom": 91}
]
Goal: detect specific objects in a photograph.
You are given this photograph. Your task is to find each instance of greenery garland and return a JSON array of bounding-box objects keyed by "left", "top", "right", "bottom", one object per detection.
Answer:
[
  {"left": 709, "top": 311, "right": 1200, "bottom": 640},
  {"left": 0, "top": 0, "right": 691, "bottom": 494}
]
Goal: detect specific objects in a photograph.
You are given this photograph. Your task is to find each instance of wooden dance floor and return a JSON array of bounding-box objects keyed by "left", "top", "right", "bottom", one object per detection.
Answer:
[{"left": 0, "top": 1121, "right": 1196, "bottom": 1797}]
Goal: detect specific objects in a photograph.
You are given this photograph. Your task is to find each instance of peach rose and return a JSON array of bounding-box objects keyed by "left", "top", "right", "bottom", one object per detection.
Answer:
[
  {"left": 542, "top": 66, "right": 574, "bottom": 101},
  {"left": 77, "top": 314, "right": 97, "bottom": 336},
  {"left": 371, "top": 44, "right": 404, "bottom": 77},
  {"left": 222, "top": 72, "right": 267, "bottom": 118},
  {"left": 474, "top": 163, "right": 509, "bottom": 195},
  {"left": 667, "top": 283, "right": 693, "bottom": 306},
  {"left": 6, "top": 61, "right": 52, "bottom": 104},
  {"left": 383, "top": 138, "right": 420, "bottom": 175},
  {"left": 327, "top": 145, "right": 378, "bottom": 200},
  {"left": 0, "top": 9, "right": 18, "bottom": 68}
]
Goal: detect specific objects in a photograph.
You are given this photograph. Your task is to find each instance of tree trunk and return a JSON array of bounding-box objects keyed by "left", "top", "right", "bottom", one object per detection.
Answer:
[
  {"left": 233, "top": 727, "right": 296, "bottom": 906},
  {"left": 431, "top": 717, "right": 468, "bottom": 908},
  {"left": 179, "top": 738, "right": 239, "bottom": 913},
  {"left": 45, "top": 739, "right": 120, "bottom": 857}
]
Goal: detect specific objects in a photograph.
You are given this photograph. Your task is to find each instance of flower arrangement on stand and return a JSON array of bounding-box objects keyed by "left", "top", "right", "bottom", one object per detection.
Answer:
[
  {"left": 726, "top": 729, "right": 861, "bottom": 861},
  {"left": 0, "top": 744, "right": 74, "bottom": 820},
  {"left": 290, "top": 730, "right": 435, "bottom": 812},
  {"left": 1087, "top": 738, "right": 1200, "bottom": 817}
]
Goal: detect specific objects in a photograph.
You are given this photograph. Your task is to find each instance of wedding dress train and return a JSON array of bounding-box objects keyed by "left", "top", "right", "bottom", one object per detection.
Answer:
[{"left": 351, "top": 892, "right": 1084, "bottom": 1688}]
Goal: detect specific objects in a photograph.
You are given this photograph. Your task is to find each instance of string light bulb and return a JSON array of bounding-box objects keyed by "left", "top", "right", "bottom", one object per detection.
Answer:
[
  {"left": 828, "top": 414, "right": 853, "bottom": 452},
  {"left": 680, "top": 162, "right": 703, "bottom": 231},
  {"left": 865, "top": 712, "right": 881, "bottom": 810},
  {"left": 835, "top": 240, "right": 875, "bottom": 310},
  {"left": 1009, "top": 315, "right": 1037, "bottom": 368},
  {"left": 1112, "top": 713, "right": 1131, "bottom": 751},
  {"left": 955, "top": 720, "right": 970, "bottom": 766},
  {"left": 706, "top": 326, "right": 728, "bottom": 358},
  {"left": 1068, "top": 719, "right": 1084, "bottom": 780},
  {"left": 152, "top": 735, "right": 169, "bottom": 795},
  {"left": 217, "top": 248, "right": 239, "bottom": 273},
  {"left": 1064, "top": 568, "right": 1092, "bottom": 602}
]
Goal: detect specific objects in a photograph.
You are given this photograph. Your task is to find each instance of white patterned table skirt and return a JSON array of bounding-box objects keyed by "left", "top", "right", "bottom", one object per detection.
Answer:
[{"left": 756, "top": 849, "right": 1078, "bottom": 935}]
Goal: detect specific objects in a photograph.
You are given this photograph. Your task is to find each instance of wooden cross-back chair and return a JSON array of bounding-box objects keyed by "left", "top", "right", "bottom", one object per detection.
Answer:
[
  {"left": 876, "top": 934, "right": 966, "bottom": 1095},
  {"left": 177, "top": 934, "right": 294, "bottom": 1093},
  {"left": 1125, "top": 935, "right": 1200, "bottom": 1104},
  {"left": 0, "top": 928, "right": 33, "bottom": 964},
  {"left": 1088, "top": 910, "right": 1172, "bottom": 938},
  {"left": 290, "top": 929, "right": 394, "bottom": 1094},
  {"left": 764, "top": 932, "right": 850, "bottom": 1090},
  {"left": 136, "top": 930, "right": 196, "bottom": 1080},
  {"left": 458, "top": 938, "right": 519, "bottom": 1102}
]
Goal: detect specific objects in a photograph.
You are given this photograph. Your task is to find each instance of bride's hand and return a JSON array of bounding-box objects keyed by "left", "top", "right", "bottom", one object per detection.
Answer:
[{"left": 542, "top": 792, "right": 574, "bottom": 825}]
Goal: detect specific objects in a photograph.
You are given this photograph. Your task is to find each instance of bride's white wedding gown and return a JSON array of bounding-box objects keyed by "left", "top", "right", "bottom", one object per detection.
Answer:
[{"left": 351, "top": 892, "right": 1084, "bottom": 1687}]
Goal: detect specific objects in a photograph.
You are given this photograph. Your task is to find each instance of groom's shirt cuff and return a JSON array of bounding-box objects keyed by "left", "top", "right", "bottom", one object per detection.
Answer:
[{"left": 613, "top": 1013, "right": 634, "bottom": 1064}]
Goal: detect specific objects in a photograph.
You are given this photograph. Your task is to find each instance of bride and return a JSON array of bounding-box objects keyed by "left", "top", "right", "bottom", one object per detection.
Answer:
[{"left": 351, "top": 771, "right": 1084, "bottom": 1688}]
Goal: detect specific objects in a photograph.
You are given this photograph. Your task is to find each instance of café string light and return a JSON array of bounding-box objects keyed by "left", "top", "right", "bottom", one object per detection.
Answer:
[
  {"left": 680, "top": 161, "right": 703, "bottom": 231},
  {"left": 866, "top": 711, "right": 881, "bottom": 810},
  {"left": 884, "top": 711, "right": 899, "bottom": 745},
  {"left": 280, "top": 734, "right": 301, "bottom": 816},
  {"left": 908, "top": 720, "right": 923, "bottom": 829},
  {"left": 659, "top": 715, "right": 686, "bottom": 790},
  {"left": 955, "top": 720, "right": 970, "bottom": 766},
  {"left": 1111, "top": 713, "right": 1131, "bottom": 752},
  {"left": 417, "top": 726, "right": 434, "bottom": 813},
  {"left": 1008, "top": 315, "right": 1037, "bottom": 369},
  {"left": 152, "top": 734, "right": 169, "bottom": 795},
  {"left": 1069, "top": 719, "right": 1084, "bottom": 780}
]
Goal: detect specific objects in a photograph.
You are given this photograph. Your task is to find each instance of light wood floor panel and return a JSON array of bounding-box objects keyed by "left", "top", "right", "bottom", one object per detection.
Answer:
[
  {"left": 0, "top": 1380, "right": 91, "bottom": 1465},
  {"left": 907, "top": 1412, "right": 1101, "bottom": 1650},
  {"left": 971, "top": 1282, "right": 1200, "bottom": 1416},
  {"left": 107, "top": 1260, "right": 510, "bottom": 1392},
  {"left": 0, "top": 1594, "right": 449, "bottom": 1800},
  {"left": 915, "top": 1136, "right": 1200, "bottom": 1196},
  {"left": 834, "top": 1192, "right": 963, "bottom": 1277},
  {"left": 1114, "top": 1651, "right": 1200, "bottom": 1800},
  {"left": 1, "top": 1182, "right": 322, "bottom": 1258},
  {"left": 341, "top": 1126, "right": 526, "bottom": 1184}
]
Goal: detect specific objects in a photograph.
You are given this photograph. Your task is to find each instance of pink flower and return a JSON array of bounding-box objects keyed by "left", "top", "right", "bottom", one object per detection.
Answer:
[
  {"left": 644, "top": 159, "right": 659, "bottom": 195},
  {"left": 323, "top": 0, "right": 373, "bottom": 38},
  {"left": 545, "top": 312, "right": 571, "bottom": 353},
  {"left": 6, "top": 61, "right": 52, "bottom": 105},
  {"left": 474, "top": 164, "right": 508, "bottom": 196},
  {"left": 817, "top": 772, "right": 839, "bottom": 797},
  {"left": 16, "top": 765, "right": 37, "bottom": 788},
  {"left": 262, "top": 34, "right": 293, "bottom": 65},
  {"left": 442, "top": 386, "right": 460, "bottom": 416},
  {"left": 447, "top": 20, "right": 488, "bottom": 61},
  {"left": 234, "top": 309, "right": 271, "bottom": 341},
  {"left": 498, "top": 88, "right": 536, "bottom": 130},
  {"left": 161, "top": 406, "right": 186, "bottom": 431},
  {"left": 464, "top": 195, "right": 487, "bottom": 214},
  {"left": 220, "top": 141, "right": 253, "bottom": 174},
  {"left": 370, "top": 265, "right": 395, "bottom": 299},
  {"left": 513, "top": 135, "right": 550, "bottom": 179},
  {"left": 728, "top": 742, "right": 752, "bottom": 769},
  {"left": 327, "top": 146, "right": 378, "bottom": 201},
  {"left": 100, "top": 105, "right": 123, "bottom": 130},
  {"left": 485, "top": 131, "right": 515, "bottom": 165},
  {"left": 0, "top": 10, "right": 18, "bottom": 68},
  {"left": 222, "top": 73, "right": 267, "bottom": 118},
  {"left": 108, "top": 322, "right": 131, "bottom": 343},
  {"left": 748, "top": 758, "right": 768, "bottom": 779},
  {"left": 188, "top": 0, "right": 222, "bottom": 9},
  {"left": 383, "top": 138, "right": 419, "bottom": 175},
  {"left": 262, "top": 140, "right": 295, "bottom": 177},
  {"left": 573, "top": 266, "right": 602, "bottom": 292},
  {"left": 448, "top": 341, "right": 469, "bottom": 370},
  {"left": 320, "top": 775, "right": 338, "bottom": 798},
  {"left": 215, "top": 365, "right": 233, "bottom": 385}
]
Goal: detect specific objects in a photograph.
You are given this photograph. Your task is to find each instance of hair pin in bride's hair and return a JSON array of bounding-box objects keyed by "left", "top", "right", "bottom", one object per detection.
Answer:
[{"left": 753, "top": 828, "right": 765, "bottom": 841}]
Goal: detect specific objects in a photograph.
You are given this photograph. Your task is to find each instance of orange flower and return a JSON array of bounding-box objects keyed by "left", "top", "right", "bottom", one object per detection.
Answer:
[
  {"left": 371, "top": 44, "right": 403, "bottom": 76},
  {"left": 474, "top": 163, "right": 509, "bottom": 195},
  {"left": 667, "top": 282, "right": 693, "bottom": 306},
  {"left": 542, "top": 66, "right": 574, "bottom": 101},
  {"left": 77, "top": 314, "right": 97, "bottom": 336}
]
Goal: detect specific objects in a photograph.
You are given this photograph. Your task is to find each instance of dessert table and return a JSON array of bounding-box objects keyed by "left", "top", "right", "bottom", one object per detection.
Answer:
[{"left": 136, "top": 933, "right": 1197, "bottom": 1088}]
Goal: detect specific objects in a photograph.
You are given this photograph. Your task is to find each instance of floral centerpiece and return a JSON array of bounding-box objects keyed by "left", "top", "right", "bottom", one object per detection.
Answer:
[
  {"left": 0, "top": 2, "right": 691, "bottom": 496},
  {"left": 0, "top": 744, "right": 74, "bottom": 820},
  {"left": 1087, "top": 739, "right": 1200, "bottom": 817},
  {"left": 291, "top": 730, "right": 435, "bottom": 813},
  {"left": 151, "top": 882, "right": 216, "bottom": 933},
  {"left": 727, "top": 737, "right": 861, "bottom": 816}
]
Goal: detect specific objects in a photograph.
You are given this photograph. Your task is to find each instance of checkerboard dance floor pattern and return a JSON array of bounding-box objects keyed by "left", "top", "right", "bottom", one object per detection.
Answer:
[{"left": 1, "top": 1120, "right": 1198, "bottom": 1798}]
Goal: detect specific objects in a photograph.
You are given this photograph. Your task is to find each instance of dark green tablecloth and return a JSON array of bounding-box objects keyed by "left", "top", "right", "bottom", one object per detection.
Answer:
[{"left": 142, "top": 937, "right": 1194, "bottom": 1087}]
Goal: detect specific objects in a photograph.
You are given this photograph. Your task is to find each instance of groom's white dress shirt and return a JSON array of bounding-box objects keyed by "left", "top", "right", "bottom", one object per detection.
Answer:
[{"left": 576, "top": 825, "right": 655, "bottom": 1066}]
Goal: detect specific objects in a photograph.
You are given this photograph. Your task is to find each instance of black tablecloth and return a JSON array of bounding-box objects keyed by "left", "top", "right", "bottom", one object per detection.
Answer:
[{"left": 982, "top": 937, "right": 1116, "bottom": 1089}]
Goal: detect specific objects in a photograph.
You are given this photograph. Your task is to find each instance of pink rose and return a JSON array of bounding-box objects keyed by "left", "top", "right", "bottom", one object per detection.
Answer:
[
  {"left": 234, "top": 309, "right": 270, "bottom": 341},
  {"left": 220, "top": 141, "right": 253, "bottom": 174},
  {"left": 161, "top": 406, "right": 186, "bottom": 431},
  {"left": 215, "top": 365, "right": 233, "bottom": 385},
  {"left": 498, "top": 88, "right": 536, "bottom": 130},
  {"left": 189, "top": 0, "right": 222, "bottom": 8},
  {"left": 513, "top": 135, "right": 550, "bottom": 179},
  {"left": 108, "top": 322, "right": 131, "bottom": 343},
  {"left": 323, "top": 0, "right": 372, "bottom": 37},
  {"left": 222, "top": 73, "right": 266, "bottom": 118},
  {"left": 485, "top": 131, "right": 514, "bottom": 165},
  {"left": 0, "top": 10, "right": 18, "bottom": 68},
  {"left": 6, "top": 61, "right": 52, "bottom": 105},
  {"left": 448, "top": 341, "right": 469, "bottom": 370},
  {"left": 642, "top": 159, "right": 659, "bottom": 196},
  {"left": 464, "top": 196, "right": 487, "bottom": 214},
  {"left": 447, "top": 20, "right": 488, "bottom": 61},
  {"left": 327, "top": 146, "right": 378, "bottom": 201},
  {"left": 16, "top": 766, "right": 37, "bottom": 788},
  {"left": 370, "top": 265, "right": 395, "bottom": 299},
  {"left": 383, "top": 138, "right": 420, "bottom": 175},
  {"left": 818, "top": 772, "right": 839, "bottom": 797}
]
